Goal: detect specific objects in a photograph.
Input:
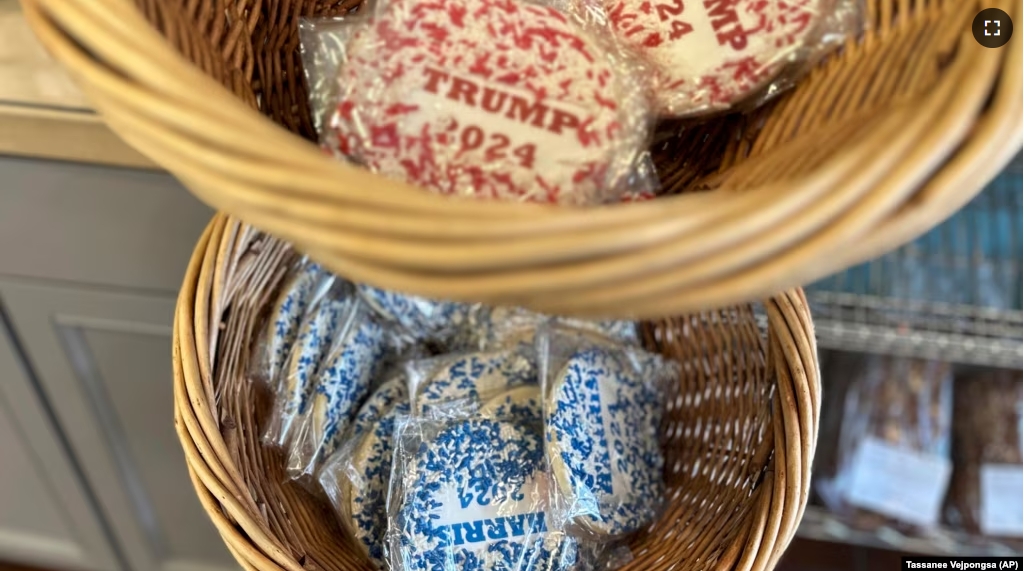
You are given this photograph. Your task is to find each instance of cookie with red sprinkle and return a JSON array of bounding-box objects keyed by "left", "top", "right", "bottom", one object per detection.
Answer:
[
  {"left": 326, "top": 0, "right": 650, "bottom": 205},
  {"left": 604, "top": 0, "right": 821, "bottom": 116}
]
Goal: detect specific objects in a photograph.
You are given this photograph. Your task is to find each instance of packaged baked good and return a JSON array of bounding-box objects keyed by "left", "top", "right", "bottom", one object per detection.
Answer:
[
  {"left": 945, "top": 369, "right": 1023, "bottom": 540},
  {"left": 406, "top": 345, "right": 539, "bottom": 418},
  {"left": 320, "top": 373, "right": 411, "bottom": 567},
  {"left": 299, "top": 0, "right": 655, "bottom": 205},
  {"left": 387, "top": 414, "right": 579, "bottom": 571},
  {"left": 815, "top": 354, "right": 954, "bottom": 532},
  {"left": 582, "top": 0, "right": 860, "bottom": 117},
  {"left": 263, "top": 289, "right": 360, "bottom": 449},
  {"left": 537, "top": 324, "right": 679, "bottom": 539},
  {"left": 252, "top": 258, "right": 335, "bottom": 384},
  {"left": 286, "top": 299, "right": 389, "bottom": 480}
]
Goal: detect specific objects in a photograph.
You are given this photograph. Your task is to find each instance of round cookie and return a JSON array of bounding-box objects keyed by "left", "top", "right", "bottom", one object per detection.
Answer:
[
  {"left": 327, "top": 0, "right": 649, "bottom": 205},
  {"left": 351, "top": 375, "right": 409, "bottom": 438},
  {"left": 346, "top": 398, "right": 411, "bottom": 566},
  {"left": 272, "top": 297, "right": 351, "bottom": 447},
  {"left": 481, "top": 385, "right": 542, "bottom": 425},
  {"left": 545, "top": 347, "right": 665, "bottom": 536},
  {"left": 357, "top": 285, "right": 471, "bottom": 342},
  {"left": 398, "top": 419, "right": 575, "bottom": 571},
  {"left": 263, "top": 262, "right": 330, "bottom": 380},
  {"left": 301, "top": 315, "right": 388, "bottom": 473},
  {"left": 415, "top": 350, "right": 536, "bottom": 415},
  {"left": 604, "top": 0, "right": 821, "bottom": 116}
]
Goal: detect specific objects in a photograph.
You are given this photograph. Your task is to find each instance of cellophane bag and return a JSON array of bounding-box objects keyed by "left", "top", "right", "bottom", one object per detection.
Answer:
[
  {"left": 944, "top": 369, "right": 1023, "bottom": 541},
  {"left": 251, "top": 257, "right": 336, "bottom": 385},
  {"left": 536, "top": 324, "right": 679, "bottom": 541},
  {"left": 285, "top": 297, "right": 390, "bottom": 481},
  {"left": 262, "top": 282, "right": 357, "bottom": 449},
  {"left": 355, "top": 284, "right": 476, "bottom": 353},
  {"left": 466, "top": 305, "right": 640, "bottom": 351},
  {"left": 320, "top": 369, "right": 412, "bottom": 567},
  {"left": 574, "top": 0, "right": 862, "bottom": 118},
  {"left": 405, "top": 343, "right": 540, "bottom": 418},
  {"left": 816, "top": 354, "right": 954, "bottom": 532},
  {"left": 298, "top": 0, "right": 657, "bottom": 205},
  {"left": 386, "top": 408, "right": 581, "bottom": 571}
]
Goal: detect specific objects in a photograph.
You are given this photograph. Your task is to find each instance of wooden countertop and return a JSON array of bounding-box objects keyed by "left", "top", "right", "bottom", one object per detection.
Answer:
[{"left": 0, "top": 0, "right": 157, "bottom": 169}]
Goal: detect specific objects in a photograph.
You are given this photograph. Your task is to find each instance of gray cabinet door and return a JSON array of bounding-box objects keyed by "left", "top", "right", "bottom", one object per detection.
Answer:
[
  {"left": 0, "top": 309, "right": 121, "bottom": 571},
  {"left": 0, "top": 279, "right": 239, "bottom": 571}
]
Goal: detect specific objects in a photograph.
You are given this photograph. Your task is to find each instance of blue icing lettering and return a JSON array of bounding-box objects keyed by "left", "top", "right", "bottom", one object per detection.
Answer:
[
  {"left": 486, "top": 518, "right": 508, "bottom": 540},
  {"left": 506, "top": 513, "right": 527, "bottom": 537},
  {"left": 461, "top": 520, "right": 485, "bottom": 543}
]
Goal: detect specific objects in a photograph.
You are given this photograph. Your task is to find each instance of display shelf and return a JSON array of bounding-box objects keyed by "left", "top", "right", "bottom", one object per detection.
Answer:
[
  {"left": 807, "top": 156, "right": 1023, "bottom": 369},
  {"left": 797, "top": 506, "right": 1023, "bottom": 557}
]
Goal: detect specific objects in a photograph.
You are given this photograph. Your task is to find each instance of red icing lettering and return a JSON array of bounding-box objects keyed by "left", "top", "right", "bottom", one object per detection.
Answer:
[
  {"left": 703, "top": 0, "right": 748, "bottom": 50},
  {"left": 447, "top": 77, "right": 479, "bottom": 105},
  {"left": 548, "top": 108, "right": 580, "bottom": 135},
  {"left": 423, "top": 67, "right": 450, "bottom": 94},
  {"left": 505, "top": 95, "right": 549, "bottom": 128}
]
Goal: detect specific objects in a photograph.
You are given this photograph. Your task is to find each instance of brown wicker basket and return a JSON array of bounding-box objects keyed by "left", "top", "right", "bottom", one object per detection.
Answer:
[
  {"left": 20, "top": 0, "right": 1023, "bottom": 318},
  {"left": 172, "top": 214, "right": 820, "bottom": 571}
]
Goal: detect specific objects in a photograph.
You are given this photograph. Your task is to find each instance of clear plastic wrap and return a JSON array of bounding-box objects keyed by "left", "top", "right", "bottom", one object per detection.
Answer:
[
  {"left": 406, "top": 345, "right": 539, "bottom": 417},
  {"left": 299, "top": 0, "right": 656, "bottom": 205},
  {"left": 320, "top": 373, "right": 411, "bottom": 567},
  {"left": 945, "top": 369, "right": 1023, "bottom": 539},
  {"left": 467, "top": 305, "right": 640, "bottom": 351},
  {"left": 285, "top": 299, "right": 390, "bottom": 480},
  {"left": 263, "top": 287, "right": 356, "bottom": 449},
  {"left": 816, "top": 355, "right": 954, "bottom": 532},
  {"left": 252, "top": 258, "right": 335, "bottom": 384},
  {"left": 537, "top": 324, "right": 679, "bottom": 539},
  {"left": 356, "top": 284, "right": 475, "bottom": 352},
  {"left": 387, "top": 414, "right": 579, "bottom": 571},
  {"left": 578, "top": 0, "right": 861, "bottom": 117}
]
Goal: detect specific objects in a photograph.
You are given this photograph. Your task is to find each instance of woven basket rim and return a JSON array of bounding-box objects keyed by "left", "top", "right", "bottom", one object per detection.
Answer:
[
  {"left": 170, "top": 214, "right": 822, "bottom": 571},
  {"left": 20, "top": 0, "right": 1023, "bottom": 318}
]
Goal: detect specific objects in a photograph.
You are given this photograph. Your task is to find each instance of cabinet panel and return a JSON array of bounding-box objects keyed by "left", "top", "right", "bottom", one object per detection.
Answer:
[
  {"left": 0, "top": 280, "right": 238, "bottom": 571},
  {"left": 0, "top": 305, "right": 120, "bottom": 571},
  {"left": 0, "top": 156, "right": 212, "bottom": 293}
]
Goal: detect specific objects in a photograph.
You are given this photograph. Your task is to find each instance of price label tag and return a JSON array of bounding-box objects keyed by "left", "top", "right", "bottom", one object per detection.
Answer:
[
  {"left": 981, "top": 464, "right": 1023, "bottom": 537},
  {"left": 844, "top": 437, "right": 952, "bottom": 527}
]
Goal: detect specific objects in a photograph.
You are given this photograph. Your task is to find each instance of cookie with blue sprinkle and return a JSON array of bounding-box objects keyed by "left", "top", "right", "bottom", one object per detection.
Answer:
[
  {"left": 293, "top": 311, "right": 387, "bottom": 476},
  {"left": 262, "top": 261, "right": 332, "bottom": 381},
  {"left": 343, "top": 396, "right": 411, "bottom": 566},
  {"left": 351, "top": 375, "right": 408, "bottom": 439},
  {"left": 357, "top": 285, "right": 472, "bottom": 346},
  {"left": 270, "top": 297, "right": 352, "bottom": 448},
  {"left": 545, "top": 347, "right": 665, "bottom": 537},
  {"left": 414, "top": 349, "right": 537, "bottom": 416},
  {"left": 481, "top": 386, "right": 542, "bottom": 425},
  {"left": 396, "top": 418, "right": 576, "bottom": 571}
]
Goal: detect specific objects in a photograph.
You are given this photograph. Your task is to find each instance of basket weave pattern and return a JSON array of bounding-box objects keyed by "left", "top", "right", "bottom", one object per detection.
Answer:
[
  {"left": 19, "top": 0, "right": 1023, "bottom": 318},
  {"left": 172, "top": 216, "right": 820, "bottom": 571}
]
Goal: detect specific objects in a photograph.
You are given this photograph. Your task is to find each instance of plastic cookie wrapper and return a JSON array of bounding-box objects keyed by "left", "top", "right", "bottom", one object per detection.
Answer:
[
  {"left": 355, "top": 284, "right": 477, "bottom": 353},
  {"left": 250, "top": 257, "right": 336, "bottom": 385},
  {"left": 319, "top": 371, "right": 411, "bottom": 567},
  {"left": 815, "top": 354, "right": 954, "bottom": 532},
  {"left": 262, "top": 284, "right": 359, "bottom": 449},
  {"left": 404, "top": 343, "right": 540, "bottom": 418},
  {"left": 386, "top": 413, "right": 582, "bottom": 571},
  {"left": 285, "top": 298, "right": 391, "bottom": 482},
  {"left": 299, "top": 0, "right": 658, "bottom": 206},
  {"left": 466, "top": 305, "right": 640, "bottom": 351},
  {"left": 537, "top": 324, "right": 680, "bottom": 540},
  {"left": 573, "top": 0, "right": 862, "bottom": 118}
]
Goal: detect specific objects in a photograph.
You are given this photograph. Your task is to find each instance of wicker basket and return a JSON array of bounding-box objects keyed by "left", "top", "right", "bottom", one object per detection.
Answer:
[
  {"left": 172, "top": 214, "right": 820, "bottom": 571},
  {"left": 20, "top": 0, "right": 1023, "bottom": 318}
]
